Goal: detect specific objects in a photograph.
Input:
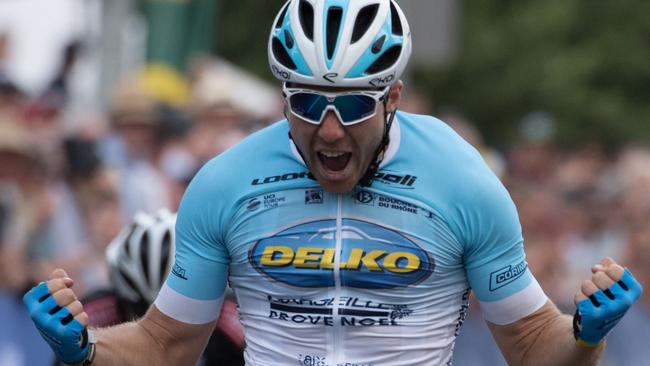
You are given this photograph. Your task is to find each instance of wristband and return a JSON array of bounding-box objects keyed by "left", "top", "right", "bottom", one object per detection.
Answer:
[
  {"left": 23, "top": 282, "right": 90, "bottom": 364},
  {"left": 573, "top": 269, "right": 643, "bottom": 347}
]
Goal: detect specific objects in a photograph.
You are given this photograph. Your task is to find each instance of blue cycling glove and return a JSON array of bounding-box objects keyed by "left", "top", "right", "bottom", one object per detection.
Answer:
[
  {"left": 23, "top": 282, "right": 90, "bottom": 364},
  {"left": 573, "top": 268, "right": 643, "bottom": 347}
]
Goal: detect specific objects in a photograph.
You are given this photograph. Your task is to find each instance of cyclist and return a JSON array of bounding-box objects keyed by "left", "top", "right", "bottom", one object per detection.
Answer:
[
  {"left": 52, "top": 208, "right": 243, "bottom": 366},
  {"left": 25, "top": 1, "right": 642, "bottom": 365}
]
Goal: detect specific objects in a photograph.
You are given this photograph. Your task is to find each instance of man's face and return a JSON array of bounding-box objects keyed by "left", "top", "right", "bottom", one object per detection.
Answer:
[{"left": 287, "top": 81, "right": 402, "bottom": 193}]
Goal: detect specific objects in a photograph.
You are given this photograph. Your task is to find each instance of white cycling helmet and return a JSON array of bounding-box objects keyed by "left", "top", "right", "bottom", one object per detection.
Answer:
[
  {"left": 268, "top": 0, "right": 412, "bottom": 88},
  {"left": 106, "top": 208, "right": 176, "bottom": 304}
]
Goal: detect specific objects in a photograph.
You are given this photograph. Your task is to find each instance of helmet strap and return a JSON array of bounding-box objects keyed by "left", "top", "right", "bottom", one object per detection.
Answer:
[
  {"left": 286, "top": 104, "right": 310, "bottom": 165},
  {"left": 359, "top": 99, "right": 396, "bottom": 187}
]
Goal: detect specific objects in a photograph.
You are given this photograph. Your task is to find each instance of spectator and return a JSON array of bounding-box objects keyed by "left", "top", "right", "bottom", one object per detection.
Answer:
[
  {"left": 29, "top": 135, "right": 122, "bottom": 296},
  {"left": 603, "top": 226, "right": 650, "bottom": 365},
  {"left": 0, "top": 116, "right": 55, "bottom": 366},
  {"left": 101, "top": 76, "right": 176, "bottom": 218}
]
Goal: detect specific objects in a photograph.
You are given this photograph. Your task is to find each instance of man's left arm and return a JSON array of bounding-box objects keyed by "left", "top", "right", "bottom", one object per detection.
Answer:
[{"left": 488, "top": 257, "right": 643, "bottom": 366}]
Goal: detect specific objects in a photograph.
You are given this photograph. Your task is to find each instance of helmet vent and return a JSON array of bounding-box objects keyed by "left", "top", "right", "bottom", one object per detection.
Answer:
[
  {"left": 351, "top": 4, "right": 379, "bottom": 44},
  {"left": 284, "top": 29, "right": 294, "bottom": 49},
  {"left": 124, "top": 225, "right": 137, "bottom": 256},
  {"left": 389, "top": 1, "right": 403, "bottom": 36},
  {"left": 272, "top": 37, "right": 298, "bottom": 70},
  {"left": 275, "top": 2, "right": 290, "bottom": 28},
  {"left": 160, "top": 231, "right": 172, "bottom": 280},
  {"left": 326, "top": 7, "right": 343, "bottom": 60},
  {"left": 365, "top": 45, "right": 402, "bottom": 74},
  {"left": 371, "top": 35, "right": 386, "bottom": 54},
  {"left": 119, "top": 266, "right": 139, "bottom": 298},
  {"left": 140, "top": 232, "right": 150, "bottom": 282},
  {"left": 299, "top": 0, "right": 314, "bottom": 41}
]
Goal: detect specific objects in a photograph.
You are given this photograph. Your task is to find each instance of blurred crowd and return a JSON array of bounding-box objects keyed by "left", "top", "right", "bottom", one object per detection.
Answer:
[
  {"left": 403, "top": 93, "right": 650, "bottom": 364},
  {"left": 429, "top": 109, "right": 650, "bottom": 365},
  {"left": 0, "top": 41, "right": 281, "bottom": 298},
  {"left": 0, "top": 36, "right": 647, "bottom": 366},
  {"left": 0, "top": 36, "right": 281, "bottom": 365}
]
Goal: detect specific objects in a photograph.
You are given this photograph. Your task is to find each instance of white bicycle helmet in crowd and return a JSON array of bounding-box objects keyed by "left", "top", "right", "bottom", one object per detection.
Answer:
[
  {"left": 268, "top": 0, "right": 412, "bottom": 88},
  {"left": 106, "top": 208, "right": 176, "bottom": 304}
]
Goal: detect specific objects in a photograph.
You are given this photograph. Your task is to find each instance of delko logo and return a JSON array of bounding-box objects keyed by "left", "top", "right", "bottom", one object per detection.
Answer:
[{"left": 249, "top": 219, "right": 434, "bottom": 289}]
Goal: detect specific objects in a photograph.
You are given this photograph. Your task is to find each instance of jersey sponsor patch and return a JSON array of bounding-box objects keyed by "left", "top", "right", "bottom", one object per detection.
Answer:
[
  {"left": 172, "top": 263, "right": 188, "bottom": 280},
  {"left": 489, "top": 260, "right": 527, "bottom": 291},
  {"left": 249, "top": 219, "right": 434, "bottom": 289},
  {"left": 246, "top": 198, "right": 261, "bottom": 211},
  {"left": 372, "top": 172, "right": 417, "bottom": 188},
  {"left": 354, "top": 190, "right": 376, "bottom": 205},
  {"left": 304, "top": 189, "right": 324, "bottom": 204},
  {"left": 267, "top": 295, "right": 414, "bottom": 327}
]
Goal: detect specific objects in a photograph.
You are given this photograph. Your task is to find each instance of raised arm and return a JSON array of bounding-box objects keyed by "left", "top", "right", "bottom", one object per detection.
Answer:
[
  {"left": 488, "top": 258, "right": 642, "bottom": 366},
  {"left": 23, "top": 269, "right": 216, "bottom": 365},
  {"left": 488, "top": 301, "right": 600, "bottom": 366}
]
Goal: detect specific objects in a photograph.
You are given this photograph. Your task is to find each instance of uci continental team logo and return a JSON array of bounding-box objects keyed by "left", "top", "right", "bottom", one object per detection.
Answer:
[{"left": 249, "top": 219, "right": 434, "bottom": 289}]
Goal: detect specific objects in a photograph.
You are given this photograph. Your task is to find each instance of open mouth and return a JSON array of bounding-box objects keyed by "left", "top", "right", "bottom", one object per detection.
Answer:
[{"left": 317, "top": 151, "right": 352, "bottom": 172}]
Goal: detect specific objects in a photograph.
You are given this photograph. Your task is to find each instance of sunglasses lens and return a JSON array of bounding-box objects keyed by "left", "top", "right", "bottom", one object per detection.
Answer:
[
  {"left": 333, "top": 95, "right": 378, "bottom": 125},
  {"left": 288, "top": 92, "right": 329, "bottom": 124},
  {"left": 287, "top": 90, "right": 381, "bottom": 125}
]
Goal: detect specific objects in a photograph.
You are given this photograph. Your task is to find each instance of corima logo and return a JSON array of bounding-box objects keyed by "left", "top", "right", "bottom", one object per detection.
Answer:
[
  {"left": 249, "top": 219, "right": 434, "bottom": 289},
  {"left": 489, "top": 260, "right": 528, "bottom": 291}
]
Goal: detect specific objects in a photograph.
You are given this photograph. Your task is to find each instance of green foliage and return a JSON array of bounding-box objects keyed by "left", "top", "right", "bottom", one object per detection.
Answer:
[
  {"left": 415, "top": 0, "right": 650, "bottom": 147},
  {"left": 215, "top": 0, "right": 650, "bottom": 147},
  {"left": 141, "top": 0, "right": 218, "bottom": 71},
  {"left": 215, "top": 0, "right": 286, "bottom": 79}
]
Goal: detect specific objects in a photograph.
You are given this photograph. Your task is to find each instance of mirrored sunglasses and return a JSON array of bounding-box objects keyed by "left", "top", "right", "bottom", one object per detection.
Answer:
[{"left": 282, "top": 84, "right": 389, "bottom": 126}]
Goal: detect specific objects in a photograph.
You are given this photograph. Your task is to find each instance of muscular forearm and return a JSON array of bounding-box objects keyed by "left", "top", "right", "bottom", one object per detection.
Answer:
[
  {"left": 90, "top": 306, "right": 213, "bottom": 365},
  {"left": 25, "top": 270, "right": 217, "bottom": 366},
  {"left": 521, "top": 312, "right": 602, "bottom": 366},
  {"left": 489, "top": 302, "right": 603, "bottom": 366},
  {"left": 91, "top": 321, "right": 164, "bottom": 365},
  {"left": 490, "top": 259, "right": 642, "bottom": 365}
]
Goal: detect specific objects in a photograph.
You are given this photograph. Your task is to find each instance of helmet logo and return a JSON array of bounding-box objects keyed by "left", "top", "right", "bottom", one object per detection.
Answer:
[
  {"left": 272, "top": 64, "right": 291, "bottom": 80},
  {"left": 323, "top": 72, "right": 338, "bottom": 83},
  {"left": 369, "top": 73, "right": 395, "bottom": 87}
]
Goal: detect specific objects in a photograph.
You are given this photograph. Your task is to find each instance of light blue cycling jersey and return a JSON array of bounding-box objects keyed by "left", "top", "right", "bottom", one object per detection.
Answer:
[{"left": 154, "top": 111, "right": 547, "bottom": 366}]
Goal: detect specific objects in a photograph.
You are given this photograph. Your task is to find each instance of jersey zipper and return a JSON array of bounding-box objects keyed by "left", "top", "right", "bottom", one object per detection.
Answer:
[{"left": 332, "top": 193, "right": 343, "bottom": 365}]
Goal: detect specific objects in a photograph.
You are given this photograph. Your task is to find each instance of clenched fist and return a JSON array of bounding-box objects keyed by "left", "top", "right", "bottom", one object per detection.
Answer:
[
  {"left": 23, "top": 269, "right": 94, "bottom": 365},
  {"left": 573, "top": 257, "right": 643, "bottom": 347}
]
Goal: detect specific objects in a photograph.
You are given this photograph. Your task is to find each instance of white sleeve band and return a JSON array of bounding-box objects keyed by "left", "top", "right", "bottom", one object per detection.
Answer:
[
  {"left": 154, "top": 283, "right": 224, "bottom": 325},
  {"left": 479, "top": 278, "right": 548, "bottom": 325}
]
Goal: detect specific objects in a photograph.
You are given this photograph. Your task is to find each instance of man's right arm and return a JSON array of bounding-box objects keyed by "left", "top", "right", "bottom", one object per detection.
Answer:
[
  {"left": 24, "top": 269, "right": 217, "bottom": 365},
  {"left": 91, "top": 305, "right": 216, "bottom": 365},
  {"left": 29, "top": 158, "right": 233, "bottom": 365}
]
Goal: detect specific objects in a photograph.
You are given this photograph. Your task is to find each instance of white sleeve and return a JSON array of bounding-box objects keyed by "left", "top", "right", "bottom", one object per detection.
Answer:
[
  {"left": 154, "top": 283, "right": 224, "bottom": 325},
  {"left": 479, "top": 277, "right": 548, "bottom": 325}
]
